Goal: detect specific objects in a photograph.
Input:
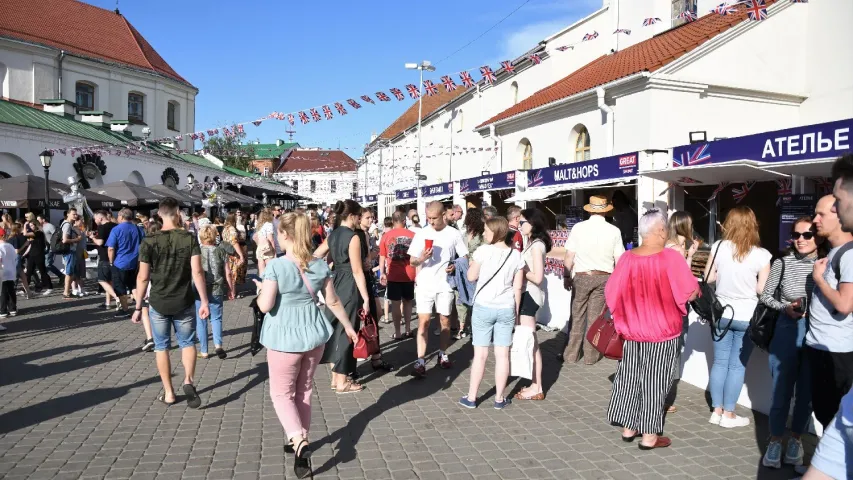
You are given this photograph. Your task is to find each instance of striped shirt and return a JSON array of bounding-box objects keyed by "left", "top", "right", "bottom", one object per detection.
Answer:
[{"left": 759, "top": 253, "right": 817, "bottom": 311}]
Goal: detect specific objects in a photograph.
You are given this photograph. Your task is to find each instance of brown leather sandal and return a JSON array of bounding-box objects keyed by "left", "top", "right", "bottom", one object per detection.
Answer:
[
  {"left": 514, "top": 391, "right": 545, "bottom": 400},
  {"left": 335, "top": 381, "right": 364, "bottom": 394}
]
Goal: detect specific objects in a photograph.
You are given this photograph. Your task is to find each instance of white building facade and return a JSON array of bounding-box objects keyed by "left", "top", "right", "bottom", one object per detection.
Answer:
[{"left": 272, "top": 149, "right": 358, "bottom": 206}]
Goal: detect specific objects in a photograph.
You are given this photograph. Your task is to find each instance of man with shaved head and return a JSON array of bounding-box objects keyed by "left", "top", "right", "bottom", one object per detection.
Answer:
[{"left": 407, "top": 201, "right": 469, "bottom": 377}]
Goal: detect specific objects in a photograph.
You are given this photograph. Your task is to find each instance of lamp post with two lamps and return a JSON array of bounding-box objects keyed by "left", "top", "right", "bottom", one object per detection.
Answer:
[
  {"left": 39, "top": 150, "right": 54, "bottom": 221},
  {"left": 405, "top": 60, "right": 435, "bottom": 213}
]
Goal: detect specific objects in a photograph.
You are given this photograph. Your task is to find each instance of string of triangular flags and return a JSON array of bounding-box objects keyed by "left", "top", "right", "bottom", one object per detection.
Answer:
[{"left": 52, "top": 0, "right": 802, "bottom": 158}]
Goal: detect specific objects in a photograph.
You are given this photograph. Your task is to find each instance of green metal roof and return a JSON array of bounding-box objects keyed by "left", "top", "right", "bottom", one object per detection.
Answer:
[
  {"left": 0, "top": 99, "right": 130, "bottom": 145},
  {"left": 240, "top": 141, "right": 299, "bottom": 159},
  {"left": 174, "top": 152, "right": 222, "bottom": 171}
]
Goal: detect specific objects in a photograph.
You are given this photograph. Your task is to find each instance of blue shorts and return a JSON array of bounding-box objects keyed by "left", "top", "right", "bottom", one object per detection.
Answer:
[
  {"left": 63, "top": 253, "right": 77, "bottom": 276},
  {"left": 149, "top": 304, "right": 196, "bottom": 352},
  {"left": 471, "top": 305, "right": 515, "bottom": 347},
  {"left": 811, "top": 412, "right": 853, "bottom": 479}
]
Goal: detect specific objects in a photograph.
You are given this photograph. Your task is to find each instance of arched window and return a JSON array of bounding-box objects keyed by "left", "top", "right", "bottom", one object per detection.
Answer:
[
  {"left": 76, "top": 82, "right": 95, "bottom": 111},
  {"left": 518, "top": 138, "right": 533, "bottom": 170},
  {"left": 510, "top": 81, "right": 519, "bottom": 105},
  {"left": 167, "top": 101, "right": 180, "bottom": 131},
  {"left": 574, "top": 126, "right": 591, "bottom": 162},
  {"left": 128, "top": 92, "right": 145, "bottom": 124}
]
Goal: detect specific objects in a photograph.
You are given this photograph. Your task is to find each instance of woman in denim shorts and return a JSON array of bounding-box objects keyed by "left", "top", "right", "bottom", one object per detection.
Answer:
[{"left": 459, "top": 217, "right": 525, "bottom": 410}]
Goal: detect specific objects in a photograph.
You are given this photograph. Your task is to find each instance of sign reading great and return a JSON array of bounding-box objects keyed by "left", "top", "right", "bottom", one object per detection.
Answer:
[
  {"left": 528, "top": 152, "right": 638, "bottom": 188},
  {"left": 673, "top": 118, "right": 852, "bottom": 168},
  {"left": 420, "top": 182, "right": 453, "bottom": 198},
  {"left": 459, "top": 171, "right": 516, "bottom": 193}
]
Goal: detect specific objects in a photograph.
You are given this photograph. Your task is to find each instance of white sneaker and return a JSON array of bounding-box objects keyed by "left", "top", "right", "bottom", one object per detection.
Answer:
[
  {"left": 708, "top": 412, "right": 722, "bottom": 425},
  {"left": 41, "top": 289, "right": 53, "bottom": 296},
  {"left": 0, "top": 323, "right": 6, "bottom": 332},
  {"left": 719, "top": 415, "right": 750, "bottom": 428}
]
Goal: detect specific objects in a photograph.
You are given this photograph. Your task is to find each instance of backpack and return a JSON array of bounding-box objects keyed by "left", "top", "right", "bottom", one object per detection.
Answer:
[
  {"left": 831, "top": 241, "right": 853, "bottom": 282},
  {"left": 50, "top": 221, "right": 72, "bottom": 255}
]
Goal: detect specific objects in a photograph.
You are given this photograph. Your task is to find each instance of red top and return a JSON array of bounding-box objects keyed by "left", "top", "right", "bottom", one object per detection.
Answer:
[
  {"left": 379, "top": 228, "right": 416, "bottom": 283},
  {"left": 509, "top": 228, "right": 523, "bottom": 252},
  {"left": 604, "top": 248, "right": 698, "bottom": 343}
]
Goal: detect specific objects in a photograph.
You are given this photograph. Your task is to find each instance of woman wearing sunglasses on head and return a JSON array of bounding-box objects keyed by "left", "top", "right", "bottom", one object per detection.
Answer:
[{"left": 758, "top": 217, "right": 824, "bottom": 470}]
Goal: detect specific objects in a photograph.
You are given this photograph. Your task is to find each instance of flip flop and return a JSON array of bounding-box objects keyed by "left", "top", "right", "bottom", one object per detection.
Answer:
[
  {"left": 182, "top": 384, "right": 202, "bottom": 409},
  {"left": 157, "top": 394, "right": 176, "bottom": 406},
  {"left": 335, "top": 381, "right": 364, "bottom": 394}
]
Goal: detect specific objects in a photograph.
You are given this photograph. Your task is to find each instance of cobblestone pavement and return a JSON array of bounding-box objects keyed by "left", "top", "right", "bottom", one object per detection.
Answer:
[{"left": 0, "top": 281, "right": 816, "bottom": 479}]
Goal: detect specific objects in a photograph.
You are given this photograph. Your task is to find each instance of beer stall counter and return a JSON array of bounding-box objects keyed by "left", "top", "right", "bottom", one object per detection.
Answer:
[
  {"left": 641, "top": 118, "right": 852, "bottom": 426},
  {"left": 507, "top": 152, "right": 641, "bottom": 332}
]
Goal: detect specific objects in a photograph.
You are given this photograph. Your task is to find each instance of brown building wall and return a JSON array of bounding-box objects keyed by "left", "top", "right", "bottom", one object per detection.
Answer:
[{"left": 249, "top": 158, "right": 279, "bottom": 176}]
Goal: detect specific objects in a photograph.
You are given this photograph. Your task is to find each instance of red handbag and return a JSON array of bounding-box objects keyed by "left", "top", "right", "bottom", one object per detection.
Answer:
[
  {"left": 585, "top": 306, "right": 624, "bottom": 360},
  {"left": 353, "top": 309, "right": 380, "bottom": 359}
]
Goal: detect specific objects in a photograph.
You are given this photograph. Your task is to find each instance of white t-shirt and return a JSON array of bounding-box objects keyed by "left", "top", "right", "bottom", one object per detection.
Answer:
[
  {"left": 522, "top": 240, "right": 547, "bottom": 306},
  {"left": 408, "top": 225, "right": 469, "bottom": 293},
  {"left": 711, "top": 240, "right": 772, "bottom": 322},
  {"left": 472, "top": 244, "right": 523, "bottom": 309},
  {"left": 0, "top": 242, "right": 16, "bottom": 282}
]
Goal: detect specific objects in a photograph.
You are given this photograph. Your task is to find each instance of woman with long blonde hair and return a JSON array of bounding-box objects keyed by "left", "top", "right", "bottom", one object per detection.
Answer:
[
  {"left": 222, "top": 213, "right": 246, "bottom": 300},
  {"left": 253, "top": 212, "right": 357, "bottom": 479},
  {"left": 704, "top": 206, "right": 771, "bottom": 429},
  {"left": 254, "top": 209, "right": 275, "bottom": 279}
]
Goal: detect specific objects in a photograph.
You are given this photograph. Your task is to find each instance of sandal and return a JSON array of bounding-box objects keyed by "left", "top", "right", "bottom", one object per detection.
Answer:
[
  {"left": 514, "top": 390, "right": 545, "bottom": 401},
  {"left": 157, "top": 393, "right": 176, "bottom": 406},
  {"left": 215, "top": 347, "right": 227, "bottom": 360},
  {"left": 638, "top": 436, "right": 672, "bottom": 451},
  {"left": 293, "top": 439, "right": 313, "bottom": 479},
  {"left": 197, "top": 353, "right": 209, "bottom": 359},
  {"left": 621, "top": 432, "right": 640, "bottom": 442},
  {"left": 666, "top": 405, "right": 677, "bottom": 413},
  {"left": 182, "top": 383, "right": 202, "bottom": 409},
  {"left": 390, "top": 333, "right": 405, "bottom": 341},
  {"left": 335, "top": 381, "right": 364, "bottom": 394},
  {"left": 370, "top": 359, "right": 395, "bottom": 372}
]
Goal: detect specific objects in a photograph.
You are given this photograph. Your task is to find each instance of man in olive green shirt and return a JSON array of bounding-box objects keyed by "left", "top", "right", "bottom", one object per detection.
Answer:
[{"left": 132, "top": 197, "right": 210, "bottom": 408}]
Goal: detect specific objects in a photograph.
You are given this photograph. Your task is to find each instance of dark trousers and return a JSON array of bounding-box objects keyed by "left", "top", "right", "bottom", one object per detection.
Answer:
[
  {"left": 0, "top": 280, "right": 17, "bottom": 314},
  {"left": 807, "top": 346, "right": 853, "bottom": 429},
  {"left": 27, "top": 254, "right": 52, "bottom": 290}
]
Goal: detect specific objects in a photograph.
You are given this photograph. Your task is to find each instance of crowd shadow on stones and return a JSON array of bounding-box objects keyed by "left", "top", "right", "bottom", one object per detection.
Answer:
[{"left": 0, "top": 341, "right": 138, "bottom": 387}]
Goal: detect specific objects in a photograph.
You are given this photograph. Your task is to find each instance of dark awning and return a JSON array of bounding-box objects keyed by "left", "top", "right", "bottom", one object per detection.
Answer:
[
  {"left": 0, "top": 174, "right": 121, "bottom": 210},
  {"left": 147, "top": 185, "right": 196, "bottom": 208},
  {"left": 89, "top": 181, "right": 169, "bottom": 208}
]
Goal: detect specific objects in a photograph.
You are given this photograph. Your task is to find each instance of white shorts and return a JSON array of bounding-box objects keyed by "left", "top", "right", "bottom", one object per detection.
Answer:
[{"left": 415, "top": 290, "right": 455, "bottom": 317}]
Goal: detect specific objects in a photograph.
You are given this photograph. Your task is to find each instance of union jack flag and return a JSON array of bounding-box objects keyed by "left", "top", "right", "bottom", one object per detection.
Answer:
[
  {"left": 361, "top": 95, "right": 375, "bottom": 104},
  {"left": 643, "top": 17, "right": 661, "bottom": 26},
  {"left": 190, "top": 133, "right": 198, "bottom": 140},
  {"left": 175, "top": 135, "right": 183, "bottom": 141},
  {"left": 460, "top": 71, "right": 475, "bottom": 88},
  {"left": 334, "top": 102, "right": 347, "bottom": 115},
  {"left": 298, "top": 111, "right": 310, "bottom": 124},
  {"left": 376, "top": 92, "right": 391, "bottom": 102},
  {"left": 388, "top": 88, "right": 403, "bottom": 101},
  {"left": 286, "top": 113, "right": 295, "bottom": 125},
  {"left": 708, "top": 181, "right": 731, "bottom": 202},
  {"left": 713, "top": 2, "right": 737, "bottom": 15},
  {"left": 614, "top": 28, "right": 632, "bottom": 35},
  {"left": 500, "top": 61, "right": 515, "bottom": 74},
  {"left": 529, "top": 170, "right": 545, "bottom": 188},
  {"left": 236, "top": 124, "right": 244, "bottom": 134},
  {"left": 582, "top": 31, "right": 598, "bottom": 41},
  {"left": 677, "top": 177, "right": 701, "bottom": 184},
  {"left": 528, "top": 53, "right": 542, "bottom": 64},
  {"left": 322, "top": 105, "right": 333, "bottom": 120},
  {"left": 199, "top": 132, "right": 206, "bottom": 142},
  {"left": 811, "top": 177, "right": 834, "bottom": 193},
  {"left": 675, "top": 144, "right": 712, "bottom": 167},
  {"left": 776, "top": 178, "right": 792, "bottom": 205},
  {"left": 790, "top": 0, "right": 807, "bottom": 3},
  {"left": 677, "top": 11, "right": 698, "bottom": 22},
  {"left": 252, "top": 120, "right": 262, "bottom": 127},
  {"left": 213, "top": 128, "right": 219, "bottom": 134},
  {"left": 745, "top": 0, "right": 768, "bottom": 21},
  {"left": 732, "top": 182, "right": 756, "bottom": 204},
  {"left": 555, "top": 45, "right": 572, "bottom": 51},
  {"left": 480, "top": 65, "right": 496, "bottom": 84},
  {"left": 207, "top": 129, "right": 216, "bottom": 136},
  {"left": 441, "top": 75, "right": 458, "bottom": 92},
  {"left": 310, "top": 108, "right": 322, "bottom": 121},
  {"left": 347, "top": 99, "right": 362, "bottom": 109},
  {"left": 423, "top": 80, "right": 438, "bottom": 96}
]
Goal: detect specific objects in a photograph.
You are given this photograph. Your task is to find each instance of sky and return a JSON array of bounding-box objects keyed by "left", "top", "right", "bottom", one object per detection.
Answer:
[{"left": 85, "top": 0, "right": 601, "bottom": 155}]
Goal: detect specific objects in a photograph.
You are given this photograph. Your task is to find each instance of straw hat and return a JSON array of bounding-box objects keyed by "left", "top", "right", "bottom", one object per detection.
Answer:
[{"left": 583, "top": 195, "right": 614, "bottom": 214}]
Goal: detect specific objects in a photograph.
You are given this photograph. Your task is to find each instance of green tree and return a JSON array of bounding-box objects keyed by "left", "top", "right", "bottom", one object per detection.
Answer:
[{"left": 203, "top": 127, "right": 255, "bottom": 171}]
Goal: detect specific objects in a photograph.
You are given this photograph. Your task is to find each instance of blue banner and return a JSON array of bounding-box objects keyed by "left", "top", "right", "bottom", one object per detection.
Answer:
[
  {"left": 420, "top": 182, "right": 454, "bottom": 198},
  {"left": 360, "top": 194, "right": 377, "bottom": 203},
  {"left": 672, "top": 118, "right": 852, "bottom": 168},
  {"left": 395, "top": 188, "right": 416, "bottom": 201},
  {"left": 527, "top": 152, "right": 638, "bottom": 188},
  {"left": 459, "top": 171, "right": 516, "bottom": 193}
]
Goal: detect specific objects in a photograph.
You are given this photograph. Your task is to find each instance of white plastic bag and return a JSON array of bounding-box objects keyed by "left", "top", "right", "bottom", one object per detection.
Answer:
[{"left": 510, "top": 325, "right": 535, "bottom": 379}]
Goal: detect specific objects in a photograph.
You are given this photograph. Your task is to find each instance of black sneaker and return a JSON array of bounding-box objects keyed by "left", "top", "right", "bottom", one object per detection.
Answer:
[
  {"left": 411, "top": 362, "right": 427, "bottom": 379},
  {"left": 114, "top": 309, "right": 130, "bottom": 319},
  {"left": 141, "top": 338, "right": 154, "bottom": 352}
]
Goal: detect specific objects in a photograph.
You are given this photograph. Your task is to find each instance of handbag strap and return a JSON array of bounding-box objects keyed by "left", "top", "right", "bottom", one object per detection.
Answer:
[
  {"left": 281, "top": 256, "right": 320, "bottom": 305},
  {"left": 702, "top": 240, "right": 726, "bottom": 284},
  {"left": 773, "top": 257, "right": 786, "bottom": 300},
  {"left": 473, "top": 249, "right": 513, "bottom": 304}
]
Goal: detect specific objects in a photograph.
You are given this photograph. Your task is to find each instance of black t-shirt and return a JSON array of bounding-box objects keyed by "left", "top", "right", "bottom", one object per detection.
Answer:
[
  {"left": 96, "top": 222, "right": 116, "bottom": 265},
  {"left": 29, "top": 231, "right": 46, "bottom": 257}
]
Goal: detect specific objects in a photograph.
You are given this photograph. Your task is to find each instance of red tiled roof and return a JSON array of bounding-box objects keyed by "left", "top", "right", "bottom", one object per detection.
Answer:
[
  {"left": 478, "top": 3, "right": 769, "bottom": 128},
  {"left": 377, "top": 86, "right": 468, "bottom": 141},
  {"left": 0, "top": 0, "right": 192, "bottom": 87},
  {"left": 277, "top": 150, "right": 358, "bottom": 173}
]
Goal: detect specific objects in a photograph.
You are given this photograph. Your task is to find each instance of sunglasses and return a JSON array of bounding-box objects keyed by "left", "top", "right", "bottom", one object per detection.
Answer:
[{"left": 791, "top": 232, "right": 815, "bottom": 240}]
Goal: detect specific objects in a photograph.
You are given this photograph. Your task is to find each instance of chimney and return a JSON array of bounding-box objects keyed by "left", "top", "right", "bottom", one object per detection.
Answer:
[
  {"left": 276, "top": 139, "right": 283, "bottom": 147},
  {"left": 370, "top": 132, "right": 378, "bottom": 142},
  {"left": 40, "top": 99, "right": 77, "bottom": 118},
  {"left": 79, "top": 111, "right": 114, "bottom": 129},
  {"left": 110, "top": 120, "right": 130, "bottom": 133}
]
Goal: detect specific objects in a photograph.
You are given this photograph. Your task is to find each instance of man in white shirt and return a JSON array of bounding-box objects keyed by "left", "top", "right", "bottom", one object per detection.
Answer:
[
  {"left": 408, "top": 201, "right": 469, "bottom": 377},
  {"left": 562, "top": 195, "right": 625, "bottom": 365}
]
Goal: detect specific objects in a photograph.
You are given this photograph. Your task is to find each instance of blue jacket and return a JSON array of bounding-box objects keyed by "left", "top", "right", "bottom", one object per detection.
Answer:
[{"left": 449, "top": 257, "right": 477, "bottom": 306}]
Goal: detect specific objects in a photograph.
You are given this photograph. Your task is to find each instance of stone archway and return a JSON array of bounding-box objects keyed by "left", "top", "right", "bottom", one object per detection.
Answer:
[
  {"left": 0, "top": 152, "right": 35, "bottom": 177},
  {"left": 126, "top": 170, "right": 145, "bottom": 186}
]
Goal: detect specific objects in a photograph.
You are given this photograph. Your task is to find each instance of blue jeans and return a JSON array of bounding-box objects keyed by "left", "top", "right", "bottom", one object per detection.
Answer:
[
  {"left": 768, "top": 313, "right": 813, "bottom": 437},
  {"left": 710, "top": 319, "right": 754, "bottom": 412},
  {"left": 195, "top": 296, "right": 223, "bottom": 354},
  {"left": 149, "top": 305, "right": 196, "bottom": 352},
  {"left": 45, "top": 251, "right": 63, "bottom": 278}
]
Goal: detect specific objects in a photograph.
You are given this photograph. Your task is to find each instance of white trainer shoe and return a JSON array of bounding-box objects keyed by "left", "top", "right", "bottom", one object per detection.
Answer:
[
  {"left": 708, "top": 412, "right": 722, "bottom": 425},
  {"left": 719, "top": 415, "right": 751, "bottom": 428}
]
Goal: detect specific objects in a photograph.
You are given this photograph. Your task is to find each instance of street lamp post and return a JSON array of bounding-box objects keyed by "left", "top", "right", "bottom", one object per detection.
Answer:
[
  {"left": 405, "top": 61, "right": 435, "bottom": 215},
  {"left": 39, "top": 150, "right": 54, "bottom": 221}
]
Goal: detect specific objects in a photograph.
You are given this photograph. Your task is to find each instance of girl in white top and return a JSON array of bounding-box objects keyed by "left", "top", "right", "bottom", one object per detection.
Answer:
[
  {"left": 255, "top": 209, "right": 275, "bottom": 278},
  {"left": 515, "top": 208, "right": 552, "bottom": 401},
  {"left": 462, "top": 217, "right": 524, "bottom": 409}
]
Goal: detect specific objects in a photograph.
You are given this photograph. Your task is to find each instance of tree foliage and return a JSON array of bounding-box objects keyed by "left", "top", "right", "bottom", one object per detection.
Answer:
[{"left": 203, "top": 129, "right": 255, "bottom": 171}]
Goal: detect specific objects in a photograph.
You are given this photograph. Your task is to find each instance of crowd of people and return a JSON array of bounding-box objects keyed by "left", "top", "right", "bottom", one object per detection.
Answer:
[{"left": 2, "top": 156, "right": 853, "bottom": 479}]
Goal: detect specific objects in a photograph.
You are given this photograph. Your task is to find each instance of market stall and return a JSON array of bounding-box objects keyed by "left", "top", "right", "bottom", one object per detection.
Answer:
[
  {"left": 420, "top": 182, "right": 454, "bottom": 208},
  {"left": 0, "top": 174, "right": 120, "bottom": 214},
  {"left": 148, "top": 184, "right": 196, "bottom": 209},
  {"left": 458, "top": 171, "right": 516, "bottom": 213},
  {"left": 391, "top": 188, "right": 417, "bottom": 217}
]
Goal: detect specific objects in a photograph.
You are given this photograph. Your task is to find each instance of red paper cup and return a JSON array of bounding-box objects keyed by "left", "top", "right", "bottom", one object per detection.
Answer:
[{"left": 425, "top": 239, "right": 434, "bottom": 250}]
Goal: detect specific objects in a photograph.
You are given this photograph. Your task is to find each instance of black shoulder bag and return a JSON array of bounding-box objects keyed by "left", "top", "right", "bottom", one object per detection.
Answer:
[
  {"left": 689, "top": 241, "right": 734, "bottom": 342},
  {"left": 249, "top": 297, "right": 264, "bottom": 356},
  {"left": 749, "top": 258, "right": 784, "bottom": 351}
]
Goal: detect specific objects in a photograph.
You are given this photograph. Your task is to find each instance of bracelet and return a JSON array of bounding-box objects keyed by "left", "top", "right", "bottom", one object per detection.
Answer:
[{"left": 135, "top": 308, "right": 143, "bottom": 312}]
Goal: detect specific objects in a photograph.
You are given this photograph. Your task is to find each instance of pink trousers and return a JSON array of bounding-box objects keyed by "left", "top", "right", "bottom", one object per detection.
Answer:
[{"left": 267, "top": 345, "right": 323, "bottom": 440}]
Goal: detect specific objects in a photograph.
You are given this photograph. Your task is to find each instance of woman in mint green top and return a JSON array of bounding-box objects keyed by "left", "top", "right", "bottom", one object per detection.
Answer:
[{"left": 253, "top": 212, "right": 357, "bottom": 479}]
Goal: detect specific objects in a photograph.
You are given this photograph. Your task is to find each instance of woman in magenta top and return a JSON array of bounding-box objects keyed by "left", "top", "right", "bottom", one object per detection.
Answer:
[{"left": 604, "top": 209, "right": 699, "bottom": 451}]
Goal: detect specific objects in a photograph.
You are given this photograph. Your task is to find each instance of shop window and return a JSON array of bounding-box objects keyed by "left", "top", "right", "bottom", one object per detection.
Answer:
[
  {"left": 310, "top": 180, "right": 316, "bottom": 193},
  {"left": 330, "top": 180, "right": 337, "bottom": 193},
  {"left": 574, "top": 127, "right": 591, "bottom": 162},
  {"left": 167, "top": 101, "right": 180, "bottom": 131},
  {"left": 75, "top": 82, "right": 95, "bottom": 111},
  {"left": 128, "top": 92, "right": 145, "bottom": 124},
  {"left": 518, "top": 138, "right": 533, "bottom": 170},
  {"left": 510, "top": 81, "right": 519, "bottom": 105}
]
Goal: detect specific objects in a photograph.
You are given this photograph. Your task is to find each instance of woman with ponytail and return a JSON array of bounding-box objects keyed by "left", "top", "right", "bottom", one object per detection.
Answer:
[{"left": 254, "top": 212, "right": 358, "bottom": 479}]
